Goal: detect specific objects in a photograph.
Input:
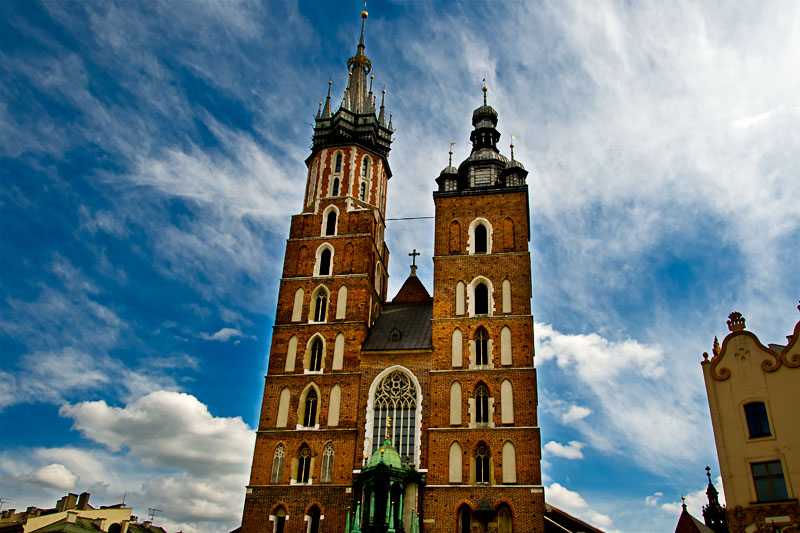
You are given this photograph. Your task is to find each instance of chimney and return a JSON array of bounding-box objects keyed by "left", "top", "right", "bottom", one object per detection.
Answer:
[
  {"left": 66, "top": 510, "right": 79, "bottom": 523},
  {"left": 77, "top": 492, "right": 91, "bottom": 510},
  {"left": 57, "top": 496, "right": 67, "bottom": 512},
  {"left": 65, "top": 493, "right": 79, "bottom": 510}
]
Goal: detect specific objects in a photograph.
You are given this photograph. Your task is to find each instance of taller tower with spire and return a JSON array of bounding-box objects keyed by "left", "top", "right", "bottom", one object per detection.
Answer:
[{"left": 241, "top": 10, "right": 395, "bottom": 533}]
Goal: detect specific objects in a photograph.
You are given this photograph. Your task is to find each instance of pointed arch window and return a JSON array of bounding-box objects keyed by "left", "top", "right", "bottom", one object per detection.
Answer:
[
  {"left": 335, "top": 153, "right": 342, "bottom": 173},
  {"left": 321, "top": 443, "right": 334, "bottom": 483},
  {"left": 270, "top": 444, "right": 285, "bottom": 483},
  {"left": 325, "top": 211, "right": 337, "bottom": 236},
  {"left": 313, "top": 292, "right": 328, "bottom": 322},
  {"left": 360, "top": 181, "right": 367, "bottom": 200},
  {"left": 475, "top": 444, "right": 490, "bottom": 484},
  {"left": 319, "top": 249, "right": 331, "bottom": 276},
  {"left": 476, "top": 385, "right": 489, "bottom": 424},
  {"left": 309, "top": 338, "right": 323, "bottom": 371},
  {"left": 332, "top": 178, "right": 340, "bottom": 196},
  {"left": 459, "top": 507, "right": 472, "bottom": 533},
  {"left": 362, "top": 158, "right": 369, "bottom": 176},
  {"left": 303, "top": 389, "right": 318, "bottom": 427},
  {"left": 297, "top": 446, "right": 311, "bottom": 483},
  {"left": 371, "top": 370, "right": 417, "bottom": 460},
  {"left": 474, "top": 224, "right": 487, "bottom": 253},
  {"left": 475, "top": 327, "right": 489, "bottom": 366},
  {"left": 307, "top": 506, "right": 321, "bottom": 533},
  {"left": 475, "top": 283, "right": 489, "bottom": 315},
  {"left": 273, "top": 508, "right": 287, "bottom": 533}
]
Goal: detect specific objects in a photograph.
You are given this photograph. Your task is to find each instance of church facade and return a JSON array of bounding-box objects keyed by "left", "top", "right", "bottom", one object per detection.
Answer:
[{"left": 241, "top": 11, "right": 545, "bottom": 532}]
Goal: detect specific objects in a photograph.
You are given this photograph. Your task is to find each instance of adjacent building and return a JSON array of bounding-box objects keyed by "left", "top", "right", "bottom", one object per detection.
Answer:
[{"left": 702, "top": 308, "right": 800, "bottom": 531}]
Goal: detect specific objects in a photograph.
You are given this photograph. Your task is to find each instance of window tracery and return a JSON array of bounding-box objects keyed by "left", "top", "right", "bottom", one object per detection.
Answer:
[{"left": 371, "top": 370, "right": 417, "bottom": 461}]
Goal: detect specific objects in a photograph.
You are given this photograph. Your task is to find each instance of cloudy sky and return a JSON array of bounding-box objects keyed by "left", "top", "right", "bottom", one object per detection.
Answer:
[{"left": 1, "top": 1, "right": 798, "bottom": 531}]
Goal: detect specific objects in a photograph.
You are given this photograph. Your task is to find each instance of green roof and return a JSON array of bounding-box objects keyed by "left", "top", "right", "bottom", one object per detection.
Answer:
[{"left": 368, "top": 438, "right": 403, "bottom": 469}]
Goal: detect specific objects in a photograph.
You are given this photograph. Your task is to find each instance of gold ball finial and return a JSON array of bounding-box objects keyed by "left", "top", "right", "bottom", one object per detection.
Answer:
[
  {"left": 362, "top": 10, "right": 368, "bottom": 19},
  {"left": 382, "top": 89, "right": 386, "bottom": 94},
  {"left": 328, "top": 80, "right": 332, "bottom": 86},
  {"left": 482, "top": 86, "right": 488, "bottom": 93},
  {"left": 370, "top": 74, "right": 374, "bottom": 79}
]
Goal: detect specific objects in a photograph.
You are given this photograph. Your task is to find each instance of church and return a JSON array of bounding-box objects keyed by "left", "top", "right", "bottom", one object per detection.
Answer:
[{"left": 240, "top": 10, "right": 547, "bottom": 532}]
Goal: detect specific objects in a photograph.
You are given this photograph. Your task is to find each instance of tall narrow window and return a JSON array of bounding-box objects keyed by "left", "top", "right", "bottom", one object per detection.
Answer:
[
  {"left": 475, "top": 444, "right": 490, "bottom": 484},
  {"left": 303, "top": 389, "right": 318, "bottom": 427},
  {"left": 498, "top": 507, "right": 512, "bottom": 533},
  {"left": 475, "top": 283, "right": 489, "bottom": 315},
  {"left": 335, "top": 153, "right": 342, "bottom": 172},
  {"left": 307, "top": 507, "right": 321, "bottom": 533},
  {"left": 270, "top": 444, "right": 285, "bottom": 483},
  {"left": 325, "top": 211, "right": 337, "bottom": 236},
  {"left": 297, "top": 446, "right": 311, "bottom": 483},
  {"left": 321, "top": 443, "right": 334, "bottom": 482},
  {"left": 752, "top": 461, "right": 788, "bottom": 502},
  {"left": 332, "top": 178, "right": 340, "bottom": 196},
  {"left": 459, "top": 507, "right": 472, "bottom": 533},
  {"left": 360, "top": 181, "right": 366, "bottom": 200},
  {"left": 314, "top": 293, "right": 327, "bottom": 322},
  {"left": 371, "top": 370, "right": 418, "bottom": 461},
  {"left": 474, "top": 224, "right": 487, "bottom": 253},
  {"left": 476, "top": 385, "right": 489, "bottom": 424},
  {"left": 362, "top": 158, "right": 368, "bottom": 176},
  {"left": 449, "top": 441, "right": 463, "bottom": 483},
  {"left": 309, "top": 338, "right": 323, "bottom": 371},
  {"left": 319, "top": 249, "right": 331, "bottom": 276},
  {"left": 475, "top": 328, "right": 489, "bottom": 366},
  {"left": 744, "top": 402, "right": 771, "bottom": 438},
  {"left": 273, "top": 509, "right": 287, "bottom": 533}
]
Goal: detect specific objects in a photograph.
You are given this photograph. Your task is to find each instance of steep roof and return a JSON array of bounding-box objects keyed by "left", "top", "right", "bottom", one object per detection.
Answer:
[
  {"left": 674, "top": 508, "right": 715, "bottom": 533},
  {"left": 392, "top": 273, "right": 432, "bottom": 304},
  {"left": 362, "top": 302, "right": 432, "bottom": 351}
]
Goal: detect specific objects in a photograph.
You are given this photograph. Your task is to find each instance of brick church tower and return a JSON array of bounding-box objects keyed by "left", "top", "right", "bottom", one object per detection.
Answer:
[{"left": 241, "top": 10, "right": 545, "bottom": 533}]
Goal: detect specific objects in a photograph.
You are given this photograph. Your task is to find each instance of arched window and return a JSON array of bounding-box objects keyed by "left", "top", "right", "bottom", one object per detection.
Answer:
[
  {"left": 307, "top": 506, "right": 321, "bottom": 533},
  {"left": 310, "top": 286, "right": 329, "bottom": 322},
  {"left": 500, "top": 326, "right": 512, "bottom": 366},
  {"left": 276, "top": 387, "right": 290, "bottom": 427},
  {"left": 371, "top": 370, "right": 418, "bottom": 460},
  {"left": 332, "top": 177, "right": 340, "bottom": 196},
  {"left": 332, "top": 333, "right": 345, "bottom": 370},
  {"left": 501, "top": 380, "right": 514, "bottom": 424},
  {"left": 285, "top": 335, "right": 298, "bottom": 372},
  {"left": 302, "top": 389, "right": 318, "bottom": 427},
  {"left": 456, "top": 281, "right": 466, "bottom": 315},
  {"left": 321, "top": 443, "right": 334, "bottom": 482},
  {"left": 449, "top": 441, "right": 463, "bottom": 483},
  {"left": 744, "top": 402, "right": 771, "bottom": 438},
  {"left": 498, "top": 507, "right": 513, "bottom": 533},
  {"left": 502, "top": 441, "right": 517, "bottom": 483},
  {"left": 297, "top": 446, "right": 311, "bottom": 483},
  {"left": 272, "top": 508, "right": 287, "bottom": 533},
  {"left": 309, "top": 338, "right": 323, "bottom": 371},
  {"left": 502, "top": 279, "right": 511, "bottom": 313},
  {"left": 360, "top": 181, "right": 366, "bottom": 200},
  {"left": 476, "top": 385, "right": 489, "bottom": 424},
  {"left": 335, "top": 153, "right": 342, "bottom": 173},
  {"left": 475, "top": 444, "right": 490, "bottom": 484},
  {"left": 108, "top": 524, "right": 121, "bottom": 533},
  {"left": 270, "top": 444, "right": 285, "bottom": 483},
  {"left": 449, "top": 220, "right": 461, "bottom": 254},
  {"left": 335, "top": 286, "right": 348, "bottom": 319},
  {"left": 475, "top": 283, "right": 489, "bottom": 315},
  {"left": 503, "top": 217, "right": 515, "bottom": 251},
  {"left": 319, "top": 249, "right": 331, "bottom": 276},
  {"left": 325, "top": 210, "right": 337, "bottom": 236},
  {"left": 291, "top": 287, "right": 304, "bottom": 322},
  {"left": 458, "top": 506, "right": 472, "bottom": 533},
  {"left": 450, "top": 381, "right": 462, "bottom": 425},
  {"left": 327, "top": 384, "right": 341, "bottom": 426},
  {"left": 362, "top": 158, "right": 369, "bottom": 177},
  {"left": 474, "top": 224, "right": 487, "bottom": 253},
  {"left": 452, "top": 328, "right": 463, "bottom": 367},
  {"left": 475, "top": 327, "right": 489, "bottom": 366}
]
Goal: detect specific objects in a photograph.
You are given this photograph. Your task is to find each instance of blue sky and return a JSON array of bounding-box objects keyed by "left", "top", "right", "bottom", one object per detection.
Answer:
[{"left": 1, "top": 1, "right": 798, "bottom": 531}]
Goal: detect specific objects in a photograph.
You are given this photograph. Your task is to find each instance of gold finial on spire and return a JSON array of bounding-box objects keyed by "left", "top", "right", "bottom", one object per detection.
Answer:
[
  {"left": 482, "top": 78, "right": 488, "bottom": 105},
  {"left": 449, "top": 142, "right": 456, "bottom": 166},
  {"left": 510, "top": 135, "right": 516, "bottom": 160}
]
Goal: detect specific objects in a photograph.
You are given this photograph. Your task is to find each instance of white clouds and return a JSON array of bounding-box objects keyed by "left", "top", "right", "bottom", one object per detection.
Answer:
[
  {"left": 561, "top": 404, "right": 592, "bottom": 424},
  {"left": 645, "top": 491, "right": 662, "bottom": 506},
  {"left": 200, "top": 327, "right": 248, "bottom": 342},
  {"left": 535, "top": 321, "right": 712, "bottom": 474},
  {"left": 1, "top": 391, "right": 255, "bottom": 533},
  {"left": 547, "top": 482, "right": 614, "bottom": 528},
  {"left": 544, "top": 440, "right": 586, "bottom": 460},
  {"left": 660, "top": 475, "right": 725, "bottom": 518},
  {"left": 20, "top": 463, "right": 79, "bottom": 490}
]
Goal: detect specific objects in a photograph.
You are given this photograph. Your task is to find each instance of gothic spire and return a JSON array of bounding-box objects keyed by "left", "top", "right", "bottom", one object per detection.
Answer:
[
  {"left": 344, "top": 10, "right": 372, "bottom": 114},
  {"left": 322, "top": 80, "right": 332, "bottom": 117}
]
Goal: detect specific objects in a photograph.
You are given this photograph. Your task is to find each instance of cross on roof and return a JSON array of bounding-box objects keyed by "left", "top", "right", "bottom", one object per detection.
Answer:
[{"left": 409, "top": 249, "right": 420, "bottom": 267}]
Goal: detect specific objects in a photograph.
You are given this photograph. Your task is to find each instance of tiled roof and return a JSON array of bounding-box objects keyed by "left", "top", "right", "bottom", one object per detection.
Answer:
[
  {"left": 362, "top": 302, "right": 432, "bottom": 351},
  {"left": 392, "top": 274, "right": 432, "bottom": 304}
]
